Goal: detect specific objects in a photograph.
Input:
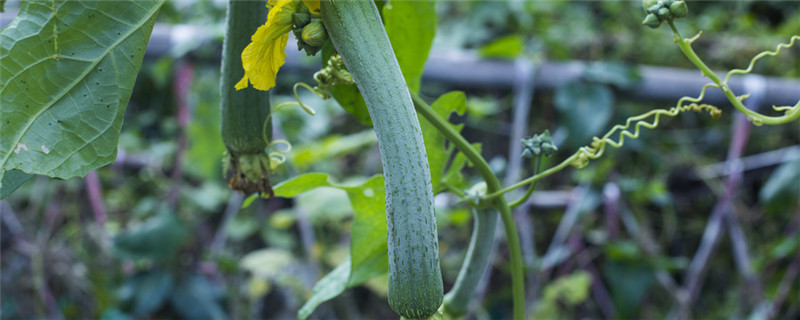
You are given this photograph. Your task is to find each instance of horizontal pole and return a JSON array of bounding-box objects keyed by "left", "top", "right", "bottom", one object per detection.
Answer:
[{"left": 2, "top": 14, "right": 797, "bottom": 106}]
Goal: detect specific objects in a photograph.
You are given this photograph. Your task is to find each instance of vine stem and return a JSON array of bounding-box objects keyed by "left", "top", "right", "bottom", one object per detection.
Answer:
[
  {"left": 485, "top": 153, "right": 579, "bottom": 202},
  {"left": 667, "top": 21, "right": 800, "bottom": 125},
  {"left": 411, "top": 92, "right": 525, "bottom": 320}
]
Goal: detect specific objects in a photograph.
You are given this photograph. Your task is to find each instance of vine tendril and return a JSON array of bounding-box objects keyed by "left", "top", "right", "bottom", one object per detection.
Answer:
[
  {"left": 669, "top": 22, "right": 800, "bottom": 125},
  {"left": 571, "top": 103, "right": 721, "bottom": 168}
]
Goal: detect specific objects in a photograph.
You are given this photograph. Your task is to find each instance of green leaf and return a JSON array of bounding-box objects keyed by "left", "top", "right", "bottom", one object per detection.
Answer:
[
  {"left": 275, "top": 173, "right": 388, "bottom": 319},
  {"left": 169, "top": 274, "right": 226, "bottom": 320},
  {"left": 291, "top": 130, "right": 377, "bottom": 170},
  {"left": 240, "top": 248, "right": 294, "bottom": 279},
  {"left": 186, "top": 70, "right": 225, "bottom": 180},
  {"left": 0, "top": 169, "right": 35, "bottom": 199},
  {"left": 419, "top": 92, "right": 468, "bottom": 193},
  {"left": 533, "top": 271, "right": 591, "bottom": 319},
  {"left": 272, "top": 172, "right": 331, "bottom": 198},
  {"left": 442, "top": 143, "right": 482, "bottom": 191},
  {"left": 298, "top": 258, "right": 351, "bottom": 320},
  {"left": 383, "top": 0, "right": 436, "bottom": 92},
  {"left": 112, "top": 212, "right": 189, "bottom": 261},
  {"left": 479, "top": 35, "right": 524, "bottom": 60},
  {"left": 344, "top": 175, "right": 387, "bottom": 285},
  {"left": 603, "top": 260, "right": 654, "bottom": 318},
  {"left": 554, "top": 81, "right": 613, "bottom": 149},
  {"left": 330, "top": 83, "right": 373, "bottom": 126},
  {"left": 118, "top": 270, "right": 174, "bottom": 316},
  {"left": 759, "top": 158, "right": 800, "bottom": 213},
  {"left": 582, "top": 61, "right": 642, "bottom": 89},
  {"left": 0, "top": 0, "right": 164, "bottom": 179}
]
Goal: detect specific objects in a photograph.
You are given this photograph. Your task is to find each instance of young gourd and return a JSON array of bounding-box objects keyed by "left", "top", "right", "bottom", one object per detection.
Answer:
[{"left": 220, "top": 0, "right": 273, "bottom": 196}]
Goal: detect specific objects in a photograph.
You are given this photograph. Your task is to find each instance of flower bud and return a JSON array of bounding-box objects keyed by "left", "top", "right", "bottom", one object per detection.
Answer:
[
  {"left": 642, "top": 0, "right": 659, "bottom": 11},
  {"left": 301, "top": 21, "right": 328, "bottom": 47},
  {"left": 670, "top": 0, "right": 688, "bottom": 18},
  {"left": 657, "top": 7, "right": 671, "bottom": 19},
  {"left": 642, "top": 13, "right": 661, "bottom": 28}
]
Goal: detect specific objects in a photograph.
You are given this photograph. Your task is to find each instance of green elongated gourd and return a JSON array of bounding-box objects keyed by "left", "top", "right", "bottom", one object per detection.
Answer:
[
  {"left": 220, "top": 0, "right": 273, "bottom": 195},
  {"left": 320, "top": 1, "right": 443, "bottom": 318}
]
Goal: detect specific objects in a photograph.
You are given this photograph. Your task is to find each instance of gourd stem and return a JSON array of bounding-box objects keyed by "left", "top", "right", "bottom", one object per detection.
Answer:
[
  {"left": 412, "top": 92, "right": 525, "bottom": 320},
  {"left": 508, "top": 157, "right": 541, "bottom": 209}
]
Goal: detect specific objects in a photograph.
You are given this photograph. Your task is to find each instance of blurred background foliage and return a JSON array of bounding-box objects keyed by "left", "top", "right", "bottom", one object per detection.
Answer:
[{"left": 1, "top": 0, "right": 798, "bottom": 319}]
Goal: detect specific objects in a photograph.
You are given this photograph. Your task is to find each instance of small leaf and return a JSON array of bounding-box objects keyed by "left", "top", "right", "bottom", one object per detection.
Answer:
[
  {"left": 291, "top": 130, "right": 378, "bottom": 170},
  {"left": 118, "top": 270, "right": 173, "bottom": 316},
  {"left": 383, "top": 0, "right": 437, "bottom": 92},
  {"left": 554, "top": 81, "right": 613, "bottom": 149},
  {"left": 759, "top": 158, "right": 800, "bottom": 213},
  {"left": 170, "top": 274, "right": 226, "bottom": 320},
  {"left": 603, "top": 260, "right": 654, "bottom": 318},
  {"left": 0, "top": 0, "right": 165, "bottom": 179},
  {"left": 479, "top": 35, "right": 524, "bottom": 60},
  {"left": 112, "top": 212, "right": 189, "bottom": 261},
  {"left": 240, "top": 248, "right": 295, "bottom": 278},
  {"left": 582, "top": 62, "right": 642, "bottom": 89}
]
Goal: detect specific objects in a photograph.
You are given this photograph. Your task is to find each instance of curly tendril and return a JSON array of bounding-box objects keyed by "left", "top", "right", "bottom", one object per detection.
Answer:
[
  {"left": 669, "top": 23, "right": 800, "bottom": 125},
  {"left": 258, "top": 55, "right": 356, "bottom": 171},
  {"left": 571, "top": 103, "right": 721, "bottom": 168}
]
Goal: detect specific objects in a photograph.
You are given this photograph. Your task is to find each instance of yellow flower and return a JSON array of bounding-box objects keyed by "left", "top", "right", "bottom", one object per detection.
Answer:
[
  {"left": 236, "top": 0, "right": 299, "bottom": 91},
  {"left": 303, "top": 0, "right": 320, "bottom": 14}
]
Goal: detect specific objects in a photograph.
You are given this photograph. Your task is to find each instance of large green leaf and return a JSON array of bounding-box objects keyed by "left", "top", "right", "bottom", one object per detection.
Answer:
[
  {"left": 266, "top": 173, "right": 388, "bottom": 319},
  {"left": 383, "top": 0, "right": 437, "bottom": 92},
  {"left": 419, "top": 91, "right": 467, "bottom": 193},
  {"left": 0, "top": 169, "right": 34, "bottom": 199},
  {"left": 0, "top": 0, "right": 164, "bottom": 182}
]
